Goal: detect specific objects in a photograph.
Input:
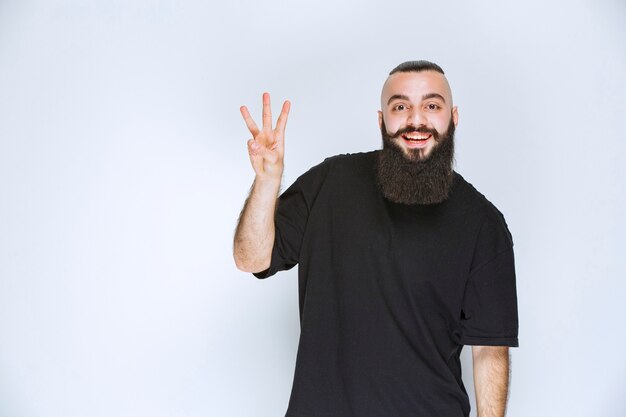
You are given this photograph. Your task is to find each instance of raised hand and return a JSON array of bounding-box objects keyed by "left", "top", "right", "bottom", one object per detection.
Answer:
[{"left": 240, "top": 92, "right": 291, "bottom": 180}]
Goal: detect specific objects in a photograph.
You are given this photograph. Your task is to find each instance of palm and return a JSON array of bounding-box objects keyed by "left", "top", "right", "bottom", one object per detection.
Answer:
[{"left": 240, "top": 93, "right": 290, "bottom": 179}]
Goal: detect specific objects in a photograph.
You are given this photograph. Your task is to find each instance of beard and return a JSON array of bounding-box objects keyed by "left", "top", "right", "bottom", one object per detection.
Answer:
[{"left": 376, "top": 116, "right": 456, "bottom": 205}]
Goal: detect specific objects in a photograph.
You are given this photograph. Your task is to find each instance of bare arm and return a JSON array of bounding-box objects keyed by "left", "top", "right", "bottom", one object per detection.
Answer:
[
  {"left": 233, "top": 93, "right": 291, "bottom": 273},
  {"left": 472, "top": 345, "right": 511, "bottom": 417}
]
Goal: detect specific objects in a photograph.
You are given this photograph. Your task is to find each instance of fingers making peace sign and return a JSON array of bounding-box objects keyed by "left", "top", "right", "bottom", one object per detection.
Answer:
[{"left": 240, "top": 93, "right": 291, "bottom": 180}]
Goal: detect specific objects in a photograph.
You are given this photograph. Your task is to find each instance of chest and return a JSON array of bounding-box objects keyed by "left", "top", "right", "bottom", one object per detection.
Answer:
[{"left": 303, "top": 178, "right": 481, "bottom": 312}]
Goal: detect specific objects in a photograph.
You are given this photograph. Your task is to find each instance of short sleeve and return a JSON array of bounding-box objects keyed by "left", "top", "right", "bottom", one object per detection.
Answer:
[
  {"left": 460, "top": 208, "right": 519, "bottom": 347},
  {"left": 253, "top": 158, "right": 333, "bottom": 279}
]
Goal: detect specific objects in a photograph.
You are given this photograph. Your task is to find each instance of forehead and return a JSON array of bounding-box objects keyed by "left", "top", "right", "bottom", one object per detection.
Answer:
[{"left": 381, "top": 71, "right": 453, "bottom": 105}]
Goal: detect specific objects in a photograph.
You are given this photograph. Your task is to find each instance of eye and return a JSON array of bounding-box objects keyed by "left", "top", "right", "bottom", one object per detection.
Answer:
[
  {"left": 426, "top": 103, "right": 441, "bottom": 111},
  {"left": 393, "top": 104, "right": 407, "bottom": 111}
]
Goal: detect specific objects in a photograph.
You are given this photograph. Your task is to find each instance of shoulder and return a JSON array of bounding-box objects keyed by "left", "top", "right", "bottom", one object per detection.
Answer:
[
  {"left": 284, "top": 151, "right": 376, "bottom": 200},
  {"left": 453, "top": 172, "right": 513, "bottom": 247},
  {"left": 319, "top": 150, "right": 378, "bottom": 169},
  {"left": 299, "top": 150, "right": 378, "bottom": 181},
  {"left": 286, "top": 151, "right": 378, "bottom": 205}
]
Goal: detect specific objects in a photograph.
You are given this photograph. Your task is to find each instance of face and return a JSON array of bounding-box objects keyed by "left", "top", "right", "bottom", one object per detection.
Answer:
[{"left": 378, "top": 70, "right": 458, "bottom": 161}]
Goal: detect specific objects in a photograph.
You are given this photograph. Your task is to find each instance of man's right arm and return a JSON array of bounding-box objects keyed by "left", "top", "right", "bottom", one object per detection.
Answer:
[
  {"left": 233, "top": 92, "right": 290, "bottom": 273},
  {"left": 233, "top": 176, "right": 281, "bottom": 272}
]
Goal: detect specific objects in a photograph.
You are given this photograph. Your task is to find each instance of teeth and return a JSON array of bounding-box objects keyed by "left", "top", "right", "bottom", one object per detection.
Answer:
[{"left": 404, "top": 133, "right": 430, "bottom": 140}]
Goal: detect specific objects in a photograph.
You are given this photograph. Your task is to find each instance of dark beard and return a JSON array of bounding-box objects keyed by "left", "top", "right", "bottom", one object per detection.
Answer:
[{"left": 376, "top": 117, "right": 456, "bottom": 205}]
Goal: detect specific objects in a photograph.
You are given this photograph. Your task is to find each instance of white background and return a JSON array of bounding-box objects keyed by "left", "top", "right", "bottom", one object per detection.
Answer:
[{"left": 1, "top": 0, "right": 625, "bottom": 416}]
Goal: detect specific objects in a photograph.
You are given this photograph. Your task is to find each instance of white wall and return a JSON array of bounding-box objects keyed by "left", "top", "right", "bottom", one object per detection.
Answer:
[{"left": 1, "top": 1, "right": 625, "bottom": 416}]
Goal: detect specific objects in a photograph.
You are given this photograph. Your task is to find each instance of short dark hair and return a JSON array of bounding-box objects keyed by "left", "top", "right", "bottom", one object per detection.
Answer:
[{"left": 389, "top": 60, "right": 445, "bottom": 75}]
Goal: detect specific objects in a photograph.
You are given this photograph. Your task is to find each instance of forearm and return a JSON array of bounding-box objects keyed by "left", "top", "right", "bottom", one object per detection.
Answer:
[
  {"left": 233, "top": 175, "right": 281, "bottom": 272},
  {"left": 472, "top": 346, "right": 510, "bottom": 417}
]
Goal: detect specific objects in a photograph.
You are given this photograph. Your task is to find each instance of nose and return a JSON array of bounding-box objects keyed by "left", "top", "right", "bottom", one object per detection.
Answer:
[{"left": 407, "top": 107, "right": 426, "bottom": 126}]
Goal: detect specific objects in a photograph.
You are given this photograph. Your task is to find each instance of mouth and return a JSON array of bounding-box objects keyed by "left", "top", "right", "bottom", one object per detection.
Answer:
[{"left": 401, "top": 132, "right": 432, "bottom": 148}]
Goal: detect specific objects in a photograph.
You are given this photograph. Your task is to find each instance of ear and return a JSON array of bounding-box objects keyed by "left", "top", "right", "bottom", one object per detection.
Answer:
[
  {"left": 452, "top": 106, "right": 459, "bottom": 126},
  {"left": 378, "top": 110, "right": 383, "bottom": 129}
]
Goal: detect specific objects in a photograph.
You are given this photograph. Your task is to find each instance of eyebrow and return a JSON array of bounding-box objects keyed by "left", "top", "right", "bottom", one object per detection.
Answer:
[
  {"left": 387, "top": 94, "right": 410, "bottom": 105},
  {"left": 422, "top": 93, "right": 446, "bottom": 103},
  {"left": 387, "top": 93, "right": 447, "bottom": 105}
]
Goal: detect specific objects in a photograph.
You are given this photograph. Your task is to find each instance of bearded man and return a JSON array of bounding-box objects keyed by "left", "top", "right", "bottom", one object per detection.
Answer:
[{"left": 233, "top": 60, "right": 519, "bottom": 417}]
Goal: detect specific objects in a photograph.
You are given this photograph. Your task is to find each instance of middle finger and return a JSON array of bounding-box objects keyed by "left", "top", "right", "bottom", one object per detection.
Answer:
[{"left": 262, "top": 92, "right": 272, "bottom": 130}]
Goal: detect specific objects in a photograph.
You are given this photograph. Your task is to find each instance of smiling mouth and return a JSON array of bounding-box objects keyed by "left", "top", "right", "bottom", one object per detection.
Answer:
[{"left": 401, "top": 132, "right": 432, "bottom": 142}]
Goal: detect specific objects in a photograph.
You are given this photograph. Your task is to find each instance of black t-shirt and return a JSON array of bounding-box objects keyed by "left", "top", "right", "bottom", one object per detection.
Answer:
[{"left": 254, "top": 151, "right": 519, "bottom": 417}]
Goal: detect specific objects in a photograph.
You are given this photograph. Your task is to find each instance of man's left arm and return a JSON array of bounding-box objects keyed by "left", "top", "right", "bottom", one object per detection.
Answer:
[{"left": 472, "top": 345, "right": 510, "bottom": 417}]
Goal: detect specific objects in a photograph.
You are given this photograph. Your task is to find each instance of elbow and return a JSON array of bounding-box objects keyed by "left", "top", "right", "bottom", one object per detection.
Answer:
[
  {"left": 234, "top": 257, "right": 249, "bottom": 272},
  {"left": 233, "top": 252, "right": 252, "bottom": 272},
  {"left": 233, "top": 252, "right": 270, "bottom": 273},
  {"left": 232, "top": 241, "right": 251, "bottom": 272},
  {"left": 232, "top": 238, "right": 272, "bottom": 273}
]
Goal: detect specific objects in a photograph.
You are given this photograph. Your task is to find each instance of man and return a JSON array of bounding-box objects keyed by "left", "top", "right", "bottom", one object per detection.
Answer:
[{"left": 233, "top": 60, "right": 519, "bottom": 417}]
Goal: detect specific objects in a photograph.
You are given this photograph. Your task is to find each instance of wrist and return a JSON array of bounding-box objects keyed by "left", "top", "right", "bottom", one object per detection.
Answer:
[{"left": 253, "top": 174, "right": 282, "bottom": 196}]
